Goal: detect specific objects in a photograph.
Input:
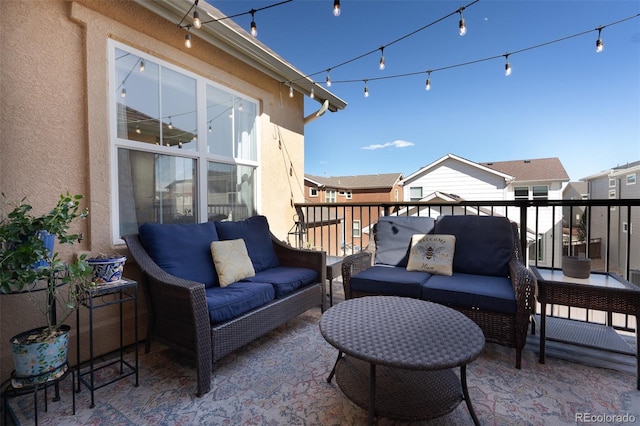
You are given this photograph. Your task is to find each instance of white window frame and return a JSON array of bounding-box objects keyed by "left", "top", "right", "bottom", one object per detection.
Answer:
[
  {"left": 609, "top": 190, "right": 616, "bottom": 199},
  {"left": 627, "top": 173, "right": 636, "bottom": 185},
  {"left": 514, "top": 186, "right": 529, "bottom": 200},
  {"left": 609, "top": 178, "right": 616, "bottom": 188},
  {"left": 532, "top": 185, "right": 549, "bottom": 200},
  {"left": 325, "top": 189, "right": 336, "bottom": 203},
  {"left": 309, "top": 187, "right": 318, "bottom": 197},
  {"left": 109, "top": 40, "right": 260, "bottom": 243},
  {"left": 352, "top": 220, "right": 361, "bottom": 238},
  {"left": 409, "top": 186, "right": 423, "bottom": 201}
]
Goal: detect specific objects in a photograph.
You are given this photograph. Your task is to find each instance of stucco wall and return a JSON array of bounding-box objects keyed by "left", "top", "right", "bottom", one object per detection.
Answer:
[{"left": 0, "top": 0, "right": 307, "bottom": 383}]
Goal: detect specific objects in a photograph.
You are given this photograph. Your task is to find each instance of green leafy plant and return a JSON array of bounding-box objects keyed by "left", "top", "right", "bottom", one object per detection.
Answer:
[{"left": 0, "top": 192, "right": 94, "bottom": 341}]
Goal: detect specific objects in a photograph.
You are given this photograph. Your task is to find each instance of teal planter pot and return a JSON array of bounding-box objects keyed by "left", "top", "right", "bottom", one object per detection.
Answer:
[{"left": 10, "top": 325, "right": 71, "bottom": 388}]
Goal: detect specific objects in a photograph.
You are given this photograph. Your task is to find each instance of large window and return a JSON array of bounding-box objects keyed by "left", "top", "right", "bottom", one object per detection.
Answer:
[
  {"left": 111, "top": 41, "right": 258, "bottom": 240},
  {"left": 409, "top": 187, "right": 423, "bottom": 201},
  {"left": 325, "top": 190, "right": 336, "bottom": 203}
]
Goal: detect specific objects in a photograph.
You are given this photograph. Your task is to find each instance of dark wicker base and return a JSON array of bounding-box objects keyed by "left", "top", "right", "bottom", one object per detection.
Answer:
[{"left": 335, "top": 356, "right": 463, "bottom": 421}]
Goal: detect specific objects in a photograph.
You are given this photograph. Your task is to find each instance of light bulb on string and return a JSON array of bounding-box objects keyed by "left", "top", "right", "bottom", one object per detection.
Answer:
[
  {"left": 289, "top": 83, "right": 294, "bottom": 98},
  {"left": 208, "top": 124, "right": 212, "bottom": 133},
  {"left": 425, "top": 71, "right": 432, "bottom": 91},
  {"left": 326, "top": 70, "right": 332, "bottom": 87},
  {"left": 379, "top": 47, "right": 385, "bottom": 71},
  {"left": 120, "top": 86, "right": 126, "bottom": 98},
  {"left": 193, "top": 10, "right": 201, "bottom": 29},
  {"left": 310, "top": 85, "right": 315, "bottom": 99},
  {"left": 458, "top": 10, "right": 467, "bottom": 36},
  {"left": 333, "top": 0, "right": 341, "bottom": 17},
  {"left": 185, "top": 32, "right": 192, "bottom": 48},
  {"left": 504, "top": 54, "right": 512, "bottom": 76},
  {"left": 250, "top": 10, "right": 258, "bottom": 37},
  {"left": 135, "top": 126, "right": 141, "bottom": 134},
  {"left": 364, "top": 80, "right": 369, "bottom": 98},
  {"left": 139, "top": 59, "right": 145, "bottom": 72},
  {"left": 168, "top": 117, "right": 173, "bottom": 129},
  {"left": 596, "top": 27, "right": 604, "bottom": 53}
]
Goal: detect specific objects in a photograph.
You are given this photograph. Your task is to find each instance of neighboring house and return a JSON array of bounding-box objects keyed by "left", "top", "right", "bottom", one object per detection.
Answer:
[
  {"left": 303, "top": 173, "right": 403, "bottom": 255},
  {"left": 401, "top": 154, "right": 570, "bottom": 266},
  {"left": 581, "top": 161, "right": 640, "bottom": 282},
  {"left": 0, "top": 0, "right": 345, "bottom": 383}
]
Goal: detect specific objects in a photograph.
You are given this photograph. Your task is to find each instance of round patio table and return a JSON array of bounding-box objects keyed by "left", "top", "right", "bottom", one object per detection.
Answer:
[{"left": 319, "top": 296, "right": 485, "bottom": 425}]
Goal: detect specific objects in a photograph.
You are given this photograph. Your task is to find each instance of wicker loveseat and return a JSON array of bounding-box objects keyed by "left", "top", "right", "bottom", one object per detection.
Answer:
[
  {"left": 341, "top": 215, "right": 536, "bottom": 368},
  {"left": 124, "top": 215, "right": 325, "bottom": 396}
]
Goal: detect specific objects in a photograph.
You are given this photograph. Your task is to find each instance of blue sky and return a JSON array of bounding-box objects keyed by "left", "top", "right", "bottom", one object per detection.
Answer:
[{"left": 212, "top": 0, "right": 640, "bottom": 181}]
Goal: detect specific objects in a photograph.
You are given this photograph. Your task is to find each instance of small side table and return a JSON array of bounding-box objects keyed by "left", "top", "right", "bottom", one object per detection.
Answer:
[
  {"left": 326, "top": 256, "right": 343, "bottom": 308},
  {"left": 76, "top": 278, "right": 139, "bottom": 408},
  {"left": 1, "top": 364, "right": 75, "bottom": 426}
]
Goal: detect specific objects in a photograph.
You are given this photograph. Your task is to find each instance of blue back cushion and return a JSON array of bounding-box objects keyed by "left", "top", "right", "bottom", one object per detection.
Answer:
[
  {"left": 374, "top": 216, "right": 436, "bottom": 267},
  {"left": 139, "top": 222, "right": 220, "bottom": 287},
  {"left": 214, "top": 216, "right": 280, "bottom": 273},
  {"left": 434, "top": 215, "right": 513, "bottom": 277}
]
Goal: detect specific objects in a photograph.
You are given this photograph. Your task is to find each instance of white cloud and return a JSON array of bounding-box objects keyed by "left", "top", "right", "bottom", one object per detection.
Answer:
[{"left": 361, "top": 139, "right": 415, "bottom": 150}]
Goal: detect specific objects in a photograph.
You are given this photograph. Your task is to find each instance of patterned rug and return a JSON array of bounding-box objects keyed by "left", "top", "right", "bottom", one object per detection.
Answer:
[{"left": 5, "top": 307, "right": 640, "bottom": 426}]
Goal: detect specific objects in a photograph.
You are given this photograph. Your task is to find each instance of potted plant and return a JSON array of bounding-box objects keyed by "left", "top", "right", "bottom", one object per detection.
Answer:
[
  {"left": 86, "top": 253, "right": 127, "bottom": 284},
  {"left": 0, "top": 192, "right": 94, "bottom": 387}
]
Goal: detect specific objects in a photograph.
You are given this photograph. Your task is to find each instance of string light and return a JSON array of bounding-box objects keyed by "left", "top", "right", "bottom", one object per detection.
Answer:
[
  {"left": 168, "top": 117, "right": 173, "bottom": 129},
  {"left": 425, "top": 71, "right": 432, "bottom": 91},
  {"left": 363, "top": 80, "right": 369, "bottom": 98},
  {"left": 289, "top": 83, "right": 294, "bottom": 98},
  {"left": 193, "top": 10, "right": 201, "bottom": 29},
  {"left": 504, "top": 54, "right": 512, "bottom": 76},
  {"left": 250, "top": 10, "right": 258, "bottom": 37},
  {"left": 310, "top": 84, "right": 315, "bottom": 99},
  {"left": 596, "top": 27, "right": 604, "bottom": 53},
  {"left": 458, "top": 9, "right": 467, "bottom": 36},
  {"left": 135, "top": 126, "right": 141, "bottom": 134},
  {"left": 120, "top": 86, "right": 126, "bottom": 98},
  {"left": 379, "top": 47, "right": 386, "bottom": 71},
  {"left": 139, "top": 59, "right": 145, "bottom": 72},
  {"left": 326, "top": 70, "right": 332, "bottom": 87},
  {"left": 333, "top": 0, "right": 341, "bottom": 17},
  {"left": 184, "top": 32, "right": 192, "bottom": 48}
]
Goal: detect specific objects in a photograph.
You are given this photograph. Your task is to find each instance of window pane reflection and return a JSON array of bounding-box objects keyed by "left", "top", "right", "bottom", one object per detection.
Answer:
[
  {"left": 207, "top": 162, "right": 255, "bottom": 221},
  {"left": 118, "top": 148, "right": 197, "bottom": 236}
]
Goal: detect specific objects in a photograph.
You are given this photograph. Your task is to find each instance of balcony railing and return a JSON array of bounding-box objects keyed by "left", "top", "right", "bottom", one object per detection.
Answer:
[{"left": 293, "top": 198, "right": 640, "bottom": 333}]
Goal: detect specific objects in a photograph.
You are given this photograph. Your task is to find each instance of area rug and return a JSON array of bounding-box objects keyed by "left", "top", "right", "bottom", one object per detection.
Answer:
[{"left": 6, "top": 307, "right": 640, "bottom": 425}]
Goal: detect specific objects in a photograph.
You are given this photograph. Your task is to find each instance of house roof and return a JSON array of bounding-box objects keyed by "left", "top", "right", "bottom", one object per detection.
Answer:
[
  {"left": 133, "top": 0, "right": 347, "bottom": 113},
  {"left": 305, "top": 173, "right": 402, "bottom": 190},
  {"left": 581, "top": 160, "right": 640, "bottom": 181},
  {"left": 403, "top": 154, "right": 513, "bottom": 183},
  {"left": 480, "top": 157, "right": 569, "bottom": 182}
]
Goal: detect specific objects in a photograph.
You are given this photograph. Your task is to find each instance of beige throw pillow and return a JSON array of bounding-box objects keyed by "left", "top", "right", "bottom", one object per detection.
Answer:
[
  {"left": 210, "top": 239, "right": 255, "bottom": 287},
  {"left": 406, "top": 234, "right": 456, "bottom": 276}
]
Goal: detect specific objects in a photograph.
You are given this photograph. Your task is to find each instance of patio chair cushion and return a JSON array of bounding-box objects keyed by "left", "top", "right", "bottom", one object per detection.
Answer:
[
  {"left": 243, "top": 266, "right": 318, "bottom": 298},
  {"left": 350, "top": 265, "right": 431, "bottom": 298},
  {"left": 215, "top": 215, "right": 280, "bottom": 273},
  {"left": 205, "top": 282, "right": 275, "bottom": 324},
  {"left": 434, "top": 215, "right": 513, "bottom": 277},
  {"left": 406, "top": 234, "right": 456, "bottom": 276},
  {"left": 421, "top": 273, "right": 517, "bottom": 315},
  {"left": 210, "top": 239, "right": 255, "bottom": 287},
  {"left": 139, "top": 222, "right": 219, "bottom": 288},
  {"left": 374, "top": 216, "right": 436, "bottom": 267}
]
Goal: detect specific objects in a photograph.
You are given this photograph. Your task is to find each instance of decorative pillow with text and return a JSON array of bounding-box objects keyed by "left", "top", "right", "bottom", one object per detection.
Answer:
[{"left": 406, "top": 234, "right": 456, "bottom": 276}]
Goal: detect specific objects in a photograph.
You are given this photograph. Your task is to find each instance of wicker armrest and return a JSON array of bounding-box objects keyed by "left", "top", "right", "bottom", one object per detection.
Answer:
[
  {"left": 272, "top": 235, "right": 326, "bottom": 283},
  {"left": 123, "top": 234, "right": 213, "bottom": 395},
  {"left": 341, "top": 249, "right": 373, "bottom": 299}
]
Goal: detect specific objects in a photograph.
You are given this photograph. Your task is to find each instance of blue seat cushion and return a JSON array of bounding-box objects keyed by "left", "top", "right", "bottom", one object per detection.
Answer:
[
  {"left": 139, "top": 222, "right": 219, "bottom": 288},
  {"left": 434, "top": 215, "right": 513, "bottom": 277},
  {"left": 350, "top": 266, "right": 431, "bottom": 298},
  {"left": 215, "top": 216, "right": 280, "bottom": 273},
  {"left": 243, "top": 266, "right": 318, "bottom": 298},
  {"left": 421, "top": 273, "right": 516, "bottom": 315},
  {"left": 374, "top": 216, "right": 436, "bottom": 267},
  {"left": 205, "top": 282, "right": 275, "bottom": 324}
]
